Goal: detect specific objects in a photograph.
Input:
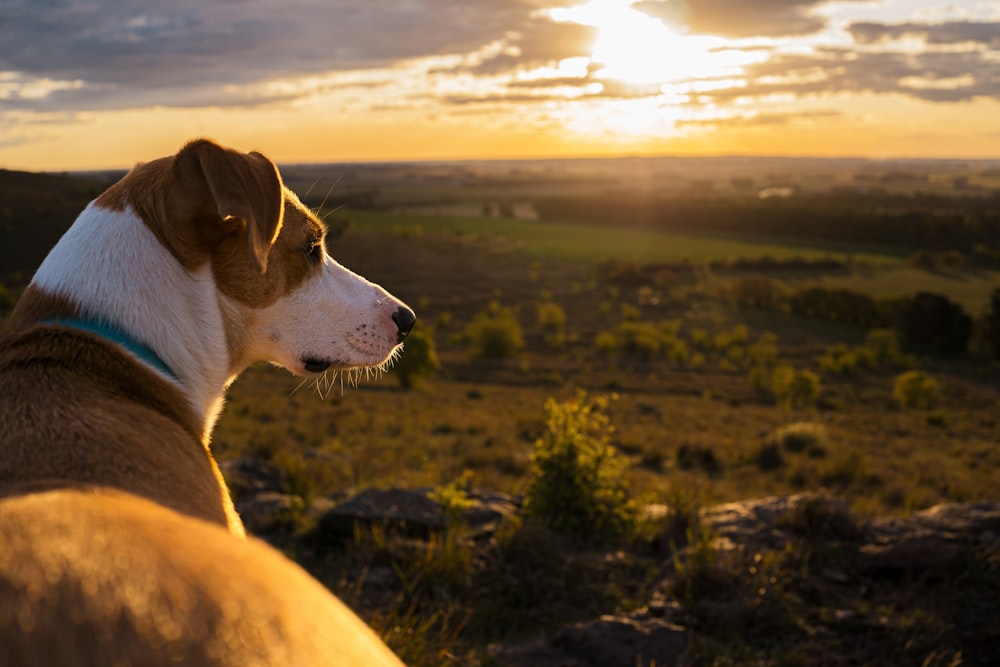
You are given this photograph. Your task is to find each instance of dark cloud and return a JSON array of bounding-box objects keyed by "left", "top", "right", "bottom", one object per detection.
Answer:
[
  {"left": 633, "top": 0, "right": 868, "bottom": 38},
  {"left": 703, "top": 46, "right": 1000, "bottom": 104},
  {"left": 850, "top": 21, "right": 1000, "bottom": 48},
  {"left": 0, "top": 0, "right": 576, "bottom": 110}
]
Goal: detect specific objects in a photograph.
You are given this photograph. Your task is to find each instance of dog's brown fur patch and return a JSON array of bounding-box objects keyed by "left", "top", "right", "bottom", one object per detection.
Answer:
[{"left": 0, "top": 324, "right": 241, "bottom": 534}]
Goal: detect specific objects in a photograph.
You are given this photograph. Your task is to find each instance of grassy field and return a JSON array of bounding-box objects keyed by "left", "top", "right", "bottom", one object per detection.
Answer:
[
  {"left": 207, "top": 214, "right": 1000, "bottom": 665},
  {"left": 4, "top": 161, "right": 999, "bottom": 666},
  {"left": 216, "top": 216, "right": 1000, "bottom": 518},
  {"left": 348, "top": 210, "right": 908, "bottom": 266}
]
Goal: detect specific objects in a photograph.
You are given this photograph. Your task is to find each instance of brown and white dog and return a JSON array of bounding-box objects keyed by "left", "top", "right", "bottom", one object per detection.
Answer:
[{"left": 0, "top": 139, "right": 412, "bottom": 666}]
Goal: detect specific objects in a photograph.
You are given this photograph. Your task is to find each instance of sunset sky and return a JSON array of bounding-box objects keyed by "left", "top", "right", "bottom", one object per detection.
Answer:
[{"left": 2, "top": 0, "right": 999, "bottom": 170}]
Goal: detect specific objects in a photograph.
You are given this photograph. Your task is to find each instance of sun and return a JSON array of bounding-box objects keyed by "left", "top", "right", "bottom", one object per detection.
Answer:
[{"left": 549, "top": 0, "right": 753, "bottom": 87}]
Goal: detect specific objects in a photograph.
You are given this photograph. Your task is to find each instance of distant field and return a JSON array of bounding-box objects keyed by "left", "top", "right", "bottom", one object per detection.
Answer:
[{"left": 349, "top": 210, "right": 907, "bottom": 266}]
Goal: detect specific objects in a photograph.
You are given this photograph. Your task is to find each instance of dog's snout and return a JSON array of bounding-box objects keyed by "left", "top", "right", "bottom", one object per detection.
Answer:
[{"left": 392, "top": 306, "right": 416, "bottom": 342}]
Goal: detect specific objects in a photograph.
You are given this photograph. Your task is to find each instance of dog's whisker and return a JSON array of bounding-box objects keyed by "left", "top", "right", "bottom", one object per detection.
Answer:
[
  {"left": 302, "top": 175, "right": 322, "bottom": 201},
  {"left": 315, "top": 175, "right": 343, "bottom": 221},
  {"left": 290, "top": 376, "right": 312, "bottom": 397}
]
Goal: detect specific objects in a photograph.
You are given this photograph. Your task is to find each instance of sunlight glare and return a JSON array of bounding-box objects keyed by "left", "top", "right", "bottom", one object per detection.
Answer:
[{"left": 549, "top": 0, "right": 761, "bottom": 86}]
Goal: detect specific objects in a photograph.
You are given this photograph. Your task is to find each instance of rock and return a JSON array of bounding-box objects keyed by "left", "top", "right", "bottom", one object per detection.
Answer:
[
  {"left": 700, "top": 492, "right": 862, "bottom": 552},
  {"left": 219, "top": 456, "right": 286, "bottom": 498},
  {"left": 313, "top": 487, "right": 519, "bottom": 541},
  {"left": 236, "top": 492, "right": 303, "bottom": 535},
  {"left": 318, "top": 488, "right": 446, "bottom": 539},
  {"left": 462, "top": 488, "right": 521, "bottom": 535},
  {"left": 490, "top": 609, "right": 688, "bottom": 667},
  {"left": 857, "top": 500, "right": 1000, "bottom": 575}
]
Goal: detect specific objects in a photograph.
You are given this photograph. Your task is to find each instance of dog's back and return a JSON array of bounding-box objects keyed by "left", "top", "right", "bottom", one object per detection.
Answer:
[{"left": 0, "top": 489, "right": 400, "bottom": 667}]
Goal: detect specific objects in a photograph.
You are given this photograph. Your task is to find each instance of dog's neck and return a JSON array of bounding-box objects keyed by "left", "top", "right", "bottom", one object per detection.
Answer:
[
  {"left": 26, "top": 201, "right": 234, "bottom": 436},
  {"left": 41, "top": 316, "right": 177, "bottom": 380}
]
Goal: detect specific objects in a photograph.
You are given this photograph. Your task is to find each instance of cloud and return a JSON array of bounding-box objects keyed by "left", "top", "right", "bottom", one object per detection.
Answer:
[
  {"left": 0, "top": 0, "right": 577, "bottom": 111},
  {"left": 850, "top": 20, "right": 1000, "bottom": 48},
  {"left": 703, "top": 45, "right": 1000, "bottom": 104},
  {"left": 633, "top": 0, "right": 868, "bottom": 38},
  {"left": 2, "top": 0, "right": 999, "bottom": 122},
  {"left": 675, "top": 109, "right": 841, "bottom": 129}
]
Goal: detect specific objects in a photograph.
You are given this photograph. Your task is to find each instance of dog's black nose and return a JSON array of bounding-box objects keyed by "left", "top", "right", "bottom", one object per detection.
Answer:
[{"left": 392, "top": 306, "right": 416, "bottom": 342}]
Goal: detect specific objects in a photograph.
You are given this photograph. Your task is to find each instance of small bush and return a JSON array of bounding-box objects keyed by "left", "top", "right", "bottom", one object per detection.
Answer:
[
  {"left": 429, "top": 470, "right": 476, "bottom": 524},
  {"left": 771, "top": 364, "right": 821, "bottom": 410},
  {"left": 893, "top": 370, "right": 940, "bottom": 410},
  {"left": 523, "top": 391, "right": 636, "bottom": 540},
  {"left": 537, "top": 301, "right": 567, "bottom": 331},
  {"left": 617, "top": 321, "right": 661, "bottom": 361},
  {"left": 463, "top": 302, "right": 524, "bottom": 358},
  {"left": 863, "top": 328, "right": 906, "bottom": 366},
  {"left": 747, "top": 333, "right": 779, "bottom": 368},
  {"left": 594, "top": 331, "right": 617, "bottom": 355},
  {"left": 773, "top": 421, "right": 828, "bottom": 454},
  {"left": 392, "top": 326, "right": 440, "bottom": 389},
  {"left": 819, "top": 343, "right": 858, "bottom": 376}
]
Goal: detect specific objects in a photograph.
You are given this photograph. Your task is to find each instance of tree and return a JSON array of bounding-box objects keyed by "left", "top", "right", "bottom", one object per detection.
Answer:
[{"left": 897, "top": 292, "right": 972, "bottom": 355}]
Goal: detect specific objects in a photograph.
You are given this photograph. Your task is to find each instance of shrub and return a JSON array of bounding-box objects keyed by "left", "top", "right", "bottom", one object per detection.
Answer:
[
  {"left": 663, "top": 337, "right": 690, "bottom": 364},
  {"left": 864, "top": 328, "right": 904, "bottom": 365},
  {"left": 893, "top": 370, "right": 940, "bottom": 410},
  {"left": 617, "top": 321, "right": 661, "bottom": 361},
  {"left": 771, "top": 364, "right": 821, "bottom": 410},
  {"left": 537, "top": 301, "right": 567, "bottom": 348},
  {"left": 620, "top": 303, "right": 640, "bottom": 322},
  {"left": 392, "top": 326, "right": 440, "bottom": 389},
  {"left": 463, "top": 302, "right": 524, "bottom": 358},
  {"left": 523, "top": 392, "right": 636, "bottom": 539},
  {"left": 429, "top": 470, "right": 476, "bottom": 524},
  {"left": 594, "top": 331, "right": 617, "bottom": 355},
  {"left": 819, "top": 343, "right": 858, "bottom": 376},
  {"left": 747, "top": 333, "right": 779, "bottom": 368},
  {"left": 773, "top": 421, "right": 828, "bottom": 454},
  {"left": 537, "top": 301, "right": 566, "bottom": 330},
  {"left": 689, "top": 329, "right": 711, "bottom": 351}
]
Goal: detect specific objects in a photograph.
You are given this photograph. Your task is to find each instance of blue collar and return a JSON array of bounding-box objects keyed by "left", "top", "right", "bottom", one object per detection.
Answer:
[{"left": 44, "top": 317, "right": 177, "bottom": 380}]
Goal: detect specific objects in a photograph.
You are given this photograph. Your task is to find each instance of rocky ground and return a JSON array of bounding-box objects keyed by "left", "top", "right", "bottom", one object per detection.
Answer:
[{"left": 223, "top": 457, "right": 1000, "bottom": 666}]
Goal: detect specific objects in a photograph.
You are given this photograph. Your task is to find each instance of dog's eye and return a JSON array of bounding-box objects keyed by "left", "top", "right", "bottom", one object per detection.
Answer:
[{"left": 306, "top": 241, "right": 323, "bottom": 262}]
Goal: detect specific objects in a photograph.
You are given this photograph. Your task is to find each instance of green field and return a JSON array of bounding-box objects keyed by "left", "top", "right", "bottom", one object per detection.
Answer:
[{"left": 349, "top": 210, "right": 908, "bottom": 265}]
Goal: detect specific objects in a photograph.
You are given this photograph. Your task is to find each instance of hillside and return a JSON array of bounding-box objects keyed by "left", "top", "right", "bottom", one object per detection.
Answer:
[
  {"left": 0, "top": 169, "right": 114, "bottom": 282},
  {"left": 3, "top": 158, "right": 1000, "bottom": 665}
]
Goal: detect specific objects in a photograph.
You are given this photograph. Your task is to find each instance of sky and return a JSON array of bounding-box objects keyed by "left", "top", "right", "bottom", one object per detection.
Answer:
[{"left": 1, "top": 0, "right": 999, "bottom": 170}]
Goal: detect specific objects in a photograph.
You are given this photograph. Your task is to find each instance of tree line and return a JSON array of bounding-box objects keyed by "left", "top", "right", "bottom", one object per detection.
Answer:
[{"left": 535, "top": 190, "right": 1000, "bottom": 251}]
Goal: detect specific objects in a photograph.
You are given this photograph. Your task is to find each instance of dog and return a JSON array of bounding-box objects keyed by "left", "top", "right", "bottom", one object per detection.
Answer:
[{"left": 0, "top": 139, "right": 413, "bottom": 666}]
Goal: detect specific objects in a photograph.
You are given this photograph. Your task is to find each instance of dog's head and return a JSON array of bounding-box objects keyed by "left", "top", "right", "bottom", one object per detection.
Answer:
[{"left": 132, "top": 139, "right": 415, "bottom": 377}]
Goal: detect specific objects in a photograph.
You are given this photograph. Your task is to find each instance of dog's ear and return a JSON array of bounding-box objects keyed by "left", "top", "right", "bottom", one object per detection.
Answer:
[{"left": 173, "top": 139, "right": 284, "bottom": 273}]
